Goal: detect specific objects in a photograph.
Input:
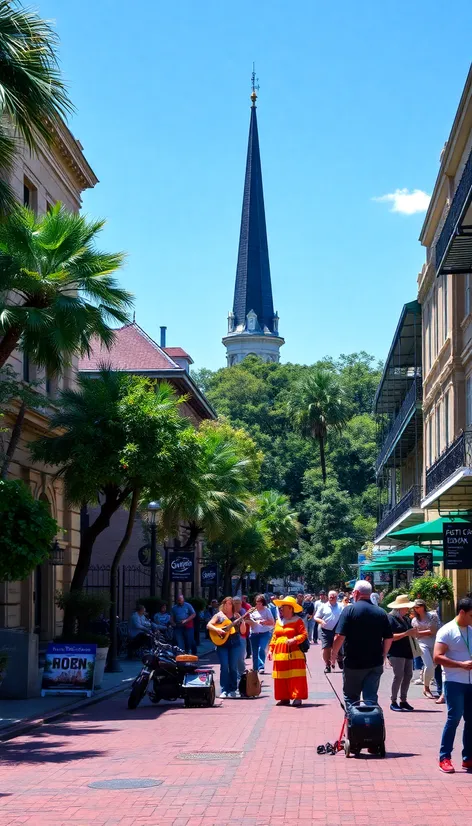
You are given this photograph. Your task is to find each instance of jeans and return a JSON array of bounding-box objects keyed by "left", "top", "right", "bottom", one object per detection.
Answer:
[
  {"left": 174, "top": 625, "right": 194, "bottom": 654},
  {"left": 343, "top": 665, "right": 383, "bottom": 707},
  {"left": 435, "top": 664, "right": 443, "bottom": 694},
  {"left": 414, "top": 655, "right": 424, "bottom": 670},
  {"left": 307, "top": 618, "right": 315, "bottom": 643},
  {"left": 313, "top": 620, "right": 318, "bottom": 643},
  {"left": 237, "top": 636, "right": 246, "bottom": 678},
  {"left": 217, "top": 638, "right": 240, "bottom": 694},
  {"left": 389, "top": 656, "right": 413, "bottom": 702},
  {"left": 418, "top": 643, "right": 435, "bottom": 685},
  {"left": 440, "top": 681, "right": 472, "bottom": 761},
  {"left": 251, "top": 631, "right": 271, "bottom": 671}
]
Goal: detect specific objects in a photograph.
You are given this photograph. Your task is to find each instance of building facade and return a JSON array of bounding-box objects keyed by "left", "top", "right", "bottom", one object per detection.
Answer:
[
  {"left": 0, "top": 126, "right": 97, "bottom": 697},
  {"left": 222, "top": 86, "right": 284, "bottom": 365}
]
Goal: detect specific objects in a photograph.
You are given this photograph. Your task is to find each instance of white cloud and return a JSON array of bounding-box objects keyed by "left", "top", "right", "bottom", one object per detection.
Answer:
[{"left": 373, "top": 188, "right": 431, "bottom": 215}]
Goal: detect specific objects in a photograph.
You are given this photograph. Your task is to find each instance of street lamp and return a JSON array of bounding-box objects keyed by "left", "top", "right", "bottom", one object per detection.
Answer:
[{"left": 147, "top": 501, "right": 161, "bottom": 597}]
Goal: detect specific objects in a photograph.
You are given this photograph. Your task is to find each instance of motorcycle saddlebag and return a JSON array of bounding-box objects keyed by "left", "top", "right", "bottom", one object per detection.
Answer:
[{"left": 346, "top": 702, "right": 385, "bottom": 751}]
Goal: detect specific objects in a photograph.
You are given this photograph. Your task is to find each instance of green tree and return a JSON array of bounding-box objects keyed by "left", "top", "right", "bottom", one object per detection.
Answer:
[
  {"left": 0, "top": 1, "right": 73, "bottom": 212},
  {"left": 0, "top": 204, "right": 132, "bottom": 373},
  {"left": 289, "top": 368, "right": 349, "bottom": 484},
  {"left": 31, "top": 370, "right": 198, "bottom": 636},
  {"left": 0, "top": 478, "right": 57, "bottom": 580}
]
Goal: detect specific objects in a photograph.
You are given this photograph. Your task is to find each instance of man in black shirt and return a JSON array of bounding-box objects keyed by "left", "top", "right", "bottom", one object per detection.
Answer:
[{"left": 331, "top": 580, "right": 393, "bottom": 706}]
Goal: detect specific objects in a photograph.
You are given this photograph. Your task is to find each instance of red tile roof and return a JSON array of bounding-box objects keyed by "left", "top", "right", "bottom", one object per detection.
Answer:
[
  {"left": 78, "top": 324, "right": 181, "bottom": 372},
  {"left": 163, "top": 347, "right": 194, "bottom": 363}
]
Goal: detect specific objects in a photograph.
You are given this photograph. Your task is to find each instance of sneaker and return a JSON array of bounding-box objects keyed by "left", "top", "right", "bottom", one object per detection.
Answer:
[
  {"left": 258, "top": 669, "right": 264, "bottom": 674},
  {"left": 219, "top": 691, "right": 228, "bottom": 699},
  {"left": 462, "top": 759, "right": 472, "bottom": 771},
  {"left": 325, "top": 665, "right": 331, "bottom": 673},
  {"left": 439, "top": 758, "right": 455, "bottom": 774},
  {"left": 390, "top": 702, "right": 403, "bottom": 712},
  {"left": 413, "top": 678, "right": 423, "bottom": 685},
  {"left": 228, "top": 691, "right": 238, "bottom": 699},
  {"left": 292, "top": 699, "right": 302, "bottom": 707},
  {"left": 400, "top": 701, "right": 414, "bottom": 711}
]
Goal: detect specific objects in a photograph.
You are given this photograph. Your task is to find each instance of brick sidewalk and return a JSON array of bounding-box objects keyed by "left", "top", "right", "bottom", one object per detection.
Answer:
[{"left": 0, "top": 644, "right": 471, "bottom": 826}]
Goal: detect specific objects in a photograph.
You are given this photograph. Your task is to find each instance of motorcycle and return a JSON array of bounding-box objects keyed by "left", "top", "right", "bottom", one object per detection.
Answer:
[{"left": 127, "top": 631, "right": 215, "bottom": 710}]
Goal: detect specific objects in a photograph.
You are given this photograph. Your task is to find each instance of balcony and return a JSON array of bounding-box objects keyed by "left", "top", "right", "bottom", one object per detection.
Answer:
[
  {"left": 425, "top": 430, "right": 472, "bottom": 496},
  {"left": 435, "top": 147, "right": 472, "bottom": 275},
  {"left": 375, "top": 377, "right": 422, "bottom": 474},
  {"left": 374, "top": 485, "right": 422, "bottom": 542}
]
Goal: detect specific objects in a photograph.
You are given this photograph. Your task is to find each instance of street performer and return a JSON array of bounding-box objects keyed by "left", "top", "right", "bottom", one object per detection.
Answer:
[
  {"left": 268, "top": 595, "right": 308, "bottom": 707},
  {"left": 207, "top": 596, "right": 246, "bottom": 699}
]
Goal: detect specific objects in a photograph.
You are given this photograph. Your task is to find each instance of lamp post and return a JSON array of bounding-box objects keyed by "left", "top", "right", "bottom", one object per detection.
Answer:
[{"left": 147, "top": 501, "right": 161, "bottom": 597}]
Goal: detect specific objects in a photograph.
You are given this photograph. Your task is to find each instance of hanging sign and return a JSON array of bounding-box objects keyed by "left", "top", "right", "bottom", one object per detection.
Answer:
[
  {"left": 443, "top": 522, "right": 472, "bottom": 569},
  {"left": 200, "top": 562, "right": 218, "bottom": 588},
  {"left": 41, "top": 643, "right": 96, "bottom": 697},
  {"left": 414, "top": 552, "right": 433, "bottom": 577},
  {"left": 169, "top": 551, "right": 194, "bottom": 582}
]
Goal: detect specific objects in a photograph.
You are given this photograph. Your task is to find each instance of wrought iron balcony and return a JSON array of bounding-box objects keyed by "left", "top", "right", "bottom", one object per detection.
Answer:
[
  {"left": 435, "top": 147, "right": 472, "bottom": 275},
  {"left": 374, "top": 485, "right": 422, "bottom": 541},
  {"left": 425, "top": 430, "right": 472, "bottom": 496},
  {"left": 375, "top": 377, "right": 422, "bottom": 473}
]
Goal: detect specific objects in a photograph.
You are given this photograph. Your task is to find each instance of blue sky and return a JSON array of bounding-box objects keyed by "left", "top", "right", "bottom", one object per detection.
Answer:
[{"left": 39, "top": 1, "right": 472, "bottom": 370}]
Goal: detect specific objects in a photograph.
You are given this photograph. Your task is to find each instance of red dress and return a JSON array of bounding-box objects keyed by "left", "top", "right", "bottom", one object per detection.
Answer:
[{"left": 269, "top": 617, "right": 308, "bottom": 701}]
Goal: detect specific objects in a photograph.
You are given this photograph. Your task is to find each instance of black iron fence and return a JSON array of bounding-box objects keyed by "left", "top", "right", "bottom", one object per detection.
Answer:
[
  {"left": 374, "top": 484, "right": 422, "bottom": 541},
  {"left": 376, "top": 377, "right": 422, "bottom": 474},
  {"left": 425, "top": 430, "right": 472, "bottom": 496},
  {"left": 84, "top": 564, "right": 154, "bottom": 621}
]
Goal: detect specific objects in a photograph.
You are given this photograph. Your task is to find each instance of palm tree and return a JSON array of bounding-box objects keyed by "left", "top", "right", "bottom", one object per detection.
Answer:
[
  {"left": 0, "top": 204, "right": 132, "bottom": 372},
  {"left": 0, "top": 1, "right": 73, "bottom": 211},
  {"left": 290, "top": 369, "right": 349, "bottom": 484},
  {"left": 257, "top": 490, "right": 300, "bottom": 552}
]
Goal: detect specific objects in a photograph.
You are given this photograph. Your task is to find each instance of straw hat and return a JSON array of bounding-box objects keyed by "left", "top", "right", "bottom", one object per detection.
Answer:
[
  {"left": 273, "top": 595, "right": 303, "bottom": 613},
  {"left": 387, "top": 594, "right": 416, "bottom": 610}
]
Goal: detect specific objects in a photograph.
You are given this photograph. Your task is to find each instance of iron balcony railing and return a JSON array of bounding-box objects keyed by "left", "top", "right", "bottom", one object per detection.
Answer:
[
  {"left": 425, "top": 430, "right": 472, "bottom": 496},
  {"left": 435, "top": 147, "right": 472, "bottom": 273},
  {"left": 375, "top": 377, "right": 422, "bottom": 473},
  {"left": 374, "top": 485, "right": 422, "bottom": 541}
]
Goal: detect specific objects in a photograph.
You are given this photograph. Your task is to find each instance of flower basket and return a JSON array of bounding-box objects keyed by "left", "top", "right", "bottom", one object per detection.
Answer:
[{"left": 409, "top": 575, "right": 454, "bottom": 607}]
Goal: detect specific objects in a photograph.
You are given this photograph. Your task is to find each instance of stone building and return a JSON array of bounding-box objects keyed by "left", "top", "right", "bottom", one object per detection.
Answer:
[
  {"left": 0, "top": 125, "right": 97, "bottom": 697},
  {"left": 222, "top": 84, "right": 284, "bottom": 365}
]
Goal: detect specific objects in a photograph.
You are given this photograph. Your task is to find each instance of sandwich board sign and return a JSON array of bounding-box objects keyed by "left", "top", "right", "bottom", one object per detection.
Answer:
[{"left": 41, "top": 642, "right": 96, "bottom": 697}]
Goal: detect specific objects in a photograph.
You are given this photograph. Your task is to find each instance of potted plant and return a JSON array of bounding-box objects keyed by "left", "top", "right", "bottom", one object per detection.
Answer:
[
  {"left": 409, "top": 574, "right": 454, "bottom": 620},
  {"left": 55, "top": 590, "right": 111, "bottom": 689}
]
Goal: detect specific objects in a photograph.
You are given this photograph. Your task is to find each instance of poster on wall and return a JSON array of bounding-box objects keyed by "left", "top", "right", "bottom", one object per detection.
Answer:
[
  {"left": 443, "top": 522, "right": 472, "bottom": 569},
  {"left": 373, "top": 570, "right": 391, "bottom": 586},
  {"left": 41, "top": 643, "right": 96, "bottom": 697},
  {"left": 201, "top": 563, "right": 218, "bottom": 589},
  {"left": 414, "top": 552, "right": 433, "bottom": 577},
  {"left": 396, "top": 569, "right": 409, "bottom": 585},
  {"left": 169, "top": 551, "right": 194, "bottom": 582}
]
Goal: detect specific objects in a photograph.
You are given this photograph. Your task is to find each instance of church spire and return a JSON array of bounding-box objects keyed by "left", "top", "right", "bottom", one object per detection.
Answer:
[{"left": 223, "top": 69, "right": 284, "bottom": 367}]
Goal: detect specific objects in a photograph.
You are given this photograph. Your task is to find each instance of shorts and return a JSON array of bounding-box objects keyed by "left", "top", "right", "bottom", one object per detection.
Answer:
[{"left": 320, "top": 628, "right": 335, "bottom": 649}]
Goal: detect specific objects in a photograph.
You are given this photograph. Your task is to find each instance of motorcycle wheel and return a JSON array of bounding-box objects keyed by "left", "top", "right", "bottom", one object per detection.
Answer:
[
  {"left": 127, "top": 673, "right": 149, "bottom": 709},
  {"left": 205, "top": 680, "right": 216, "bottom": 707}
]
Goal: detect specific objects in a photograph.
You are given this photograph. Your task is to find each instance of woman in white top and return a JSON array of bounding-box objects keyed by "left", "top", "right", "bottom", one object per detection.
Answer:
[
  {"left": 248, "top": 594, "right": 275, "bottom": 674},
  {"left": 411, "top": 599, "right": 441, "bottom": 700}
]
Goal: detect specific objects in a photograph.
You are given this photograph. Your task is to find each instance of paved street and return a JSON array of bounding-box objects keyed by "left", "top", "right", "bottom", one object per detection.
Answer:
[{"left": 0, "top": 646, "right": 471, "bottom": 826}]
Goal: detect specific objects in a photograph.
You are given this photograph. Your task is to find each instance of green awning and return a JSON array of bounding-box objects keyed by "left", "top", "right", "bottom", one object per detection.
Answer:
[
  {"left": 388, "top": 514, "right": 472, "bottom": 542},
  {"left": 363, "top": 545, "right": 443, "bottom": 570}
]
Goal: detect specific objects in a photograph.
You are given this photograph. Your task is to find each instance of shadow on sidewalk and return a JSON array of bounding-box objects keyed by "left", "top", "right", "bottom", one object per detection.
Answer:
[{"left": 0, "top": 738, "right": 106, "bottom": 764}]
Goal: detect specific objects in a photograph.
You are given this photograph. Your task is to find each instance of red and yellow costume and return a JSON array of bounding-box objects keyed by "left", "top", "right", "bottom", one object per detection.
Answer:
[{"left": 269, "top": 617, "right": 308, "bottom": 701}]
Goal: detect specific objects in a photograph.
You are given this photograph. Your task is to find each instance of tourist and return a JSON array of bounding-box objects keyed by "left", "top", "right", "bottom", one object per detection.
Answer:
[
  {"left": 411, "top": 599, "right": 442, "bottom": 700},
  {"left": 248, "top": 594, "right": 275, "bottom": 674},
  {"left": 312, "top": 591, "right": 327, "bottom": 645},
  {"left": 268, "top": 595, "right": 308, "bottom": 707},
  {"left": 171, "top": 594, "right": 196, "bottom": 654},
  {"left": 303, "top": 594, "right": 316, "bottom": 643},
  {"left": 331, "top": 580, "right": 393, "bottom": 707},
  {"left": 242, "top": 594, "right": 252, "bottom": 658},
  {"left": 268, "top": 594, "right": 278, "bottom": 621},
  {"left": 233, "top": 596, "right": 248, "bottom": 681},
  {"left": 207, "top": 597, "right": 246, "bottom": 699},
  {"left": 434, "top": 596, "right": 472, "bottom": 773},
  {"left": 153, "top": 602, "right": 171, "bottom": 627},
  {"left": 370, "top": 591, "right": 380, "bottom": 606},
  {"left": 387, "top": 594, "right": 418, "bottom": 712},
  {"left": 315, "top": 590, "right": 342, "bottom": 672},
  {"left": 128, "top": 604, "right": 155, "bottom": 655}
]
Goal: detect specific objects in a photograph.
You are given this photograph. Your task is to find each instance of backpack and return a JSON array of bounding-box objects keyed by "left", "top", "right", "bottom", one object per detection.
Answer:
[{"left": 239, "top": 669, "right": 261, "bottom": 698}]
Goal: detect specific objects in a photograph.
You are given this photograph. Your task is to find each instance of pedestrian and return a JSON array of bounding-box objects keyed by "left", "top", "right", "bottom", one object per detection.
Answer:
[
  {"left": 207, "top": 596, "right": 246, "bottom": 699},
  {"left": 303, "top": 594, "right": 316, "bottom": 644},
  {"left": 268, "top": 595, "right": 308, "bottom": 707},
  {"left": 315, "top": 590, "right": 342, "bottom": 672},
  {"left": 232, "top": 596, "right": 248, "bottom": 682},
  {"left": 386, "top": 594, "right": 418, "bottom": 712},
  {"left": 268, "top": 594, "right": 278, "bottom": 621},
  {"left": 127, "top": 604, "right": 155, "bottom": 656},
  {"left": 171, "top": 594, "right": 196, "bottom": 654},
  {"left": 411, "top": 599, "right": 443, "bottom": 700},
  {"left": 370, "top": 591, "right": 380, "bottom": 606},
  {"left": 331, "top": 580, "right": 393, "bottom": 707},
  {"left": 312, "top": 591, "right": 327, "bottom": 645},
  {"left": 242, "top": 594, "right": 252, "bottom": 658},
  {"left": 434, "top": 596, "right": 472, "bottom": 773},
  {"left": 248, "top": 594, "right": 275, "bottom": 674}
]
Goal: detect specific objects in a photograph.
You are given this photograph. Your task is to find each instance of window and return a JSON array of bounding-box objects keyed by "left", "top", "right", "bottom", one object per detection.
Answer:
[
  {"left": 466, "top": 273, "right": 471, "bottom": 318},
  {"left": 436, "top": 405, "right": 441, "bottom": 458},
  {"left": 445, "top": 391, "right": 449, "bottom": 447},
  {"left": 23, "top": 177, "right": 37, "bottom": 212},
  {"left": 427, "top": 303, "right": 432, "bottom": 370},
  {"left": 466, "top": 376, "right": 472, "bottom": 428},
  {"left": 434, "top": 290, "right": 439, "bottom": 358},
  {"left": 443, "top": 275, "right": 448, "bottom": 339},
  {"left": 428, "top": 418, "right": 433, "bottom": 466}
]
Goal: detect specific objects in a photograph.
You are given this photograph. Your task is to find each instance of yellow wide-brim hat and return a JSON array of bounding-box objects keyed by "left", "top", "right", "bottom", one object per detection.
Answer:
[{"left": 273, "top": 595, "right": 303, "bottom": 613}]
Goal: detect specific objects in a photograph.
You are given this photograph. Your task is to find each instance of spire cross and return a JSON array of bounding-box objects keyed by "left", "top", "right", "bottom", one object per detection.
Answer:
[{"left": 251, "top": 62, "right": 259, "bottom": 105}]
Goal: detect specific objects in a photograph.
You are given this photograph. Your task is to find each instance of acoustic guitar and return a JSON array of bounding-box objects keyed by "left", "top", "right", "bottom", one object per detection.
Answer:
[{"left": 209, "top": 607, "right": 258, "bottom": 647}]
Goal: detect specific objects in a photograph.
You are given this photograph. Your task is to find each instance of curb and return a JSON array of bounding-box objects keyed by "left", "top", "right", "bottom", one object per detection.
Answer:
[{"left": 0, "top": 678, "right": 132, "bottom": 743}]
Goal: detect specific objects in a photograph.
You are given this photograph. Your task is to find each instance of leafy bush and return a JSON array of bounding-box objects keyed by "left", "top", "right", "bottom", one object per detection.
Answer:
[
  {"left": 409, "top": 575, "right": 454, "bottom": 606},
  {"left": 55, "top": 632, "right": 111, "bottom": 648},
  {"left": 56, "top": 590, "right": 110, "bottom": 639},
  {"left": 0, "top": 479, "right": 57, "bottom": 581},
  {"left": 188, "top": 596, "right": 206, "bottom": 612},
  {"left": 380, "top": 586, "right": 408, "bottom": 611},
  {"left": 139, "top": 596, "right": 165, "bottom": 617}
]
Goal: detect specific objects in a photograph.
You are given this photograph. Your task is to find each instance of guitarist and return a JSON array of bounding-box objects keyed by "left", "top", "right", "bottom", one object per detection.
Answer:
[{"left": 207, "top": 597, "right": 247, "bottom": 699}]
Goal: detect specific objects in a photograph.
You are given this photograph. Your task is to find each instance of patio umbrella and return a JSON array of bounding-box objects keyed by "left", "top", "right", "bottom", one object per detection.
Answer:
[
  {"left": 388, "top": 514, "right": 472, "bottom": 542},
  {"left": 363, "top": 545, "right": 443, "bottom": 570}
]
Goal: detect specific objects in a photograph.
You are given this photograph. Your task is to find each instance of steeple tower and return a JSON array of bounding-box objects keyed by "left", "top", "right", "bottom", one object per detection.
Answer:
[{"left": 223, "top": 70, "right": 284, "bottom": 366}]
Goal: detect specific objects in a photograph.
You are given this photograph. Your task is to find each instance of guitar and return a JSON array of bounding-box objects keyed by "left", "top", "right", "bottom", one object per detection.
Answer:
[{"left": 209, "top": 607, "right": 259, "bottom": 647}]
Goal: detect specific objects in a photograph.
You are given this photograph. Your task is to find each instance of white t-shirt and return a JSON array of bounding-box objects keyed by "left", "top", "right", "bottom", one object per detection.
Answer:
[
  {"left": 315, "top": 601, "right": 342, "bottom": 631},
  {"left": 250, "top": 606, "right": 275, "bottom": 635},
  {"left": 436, "top": 619, "right": 472, "bottom": 684}
]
